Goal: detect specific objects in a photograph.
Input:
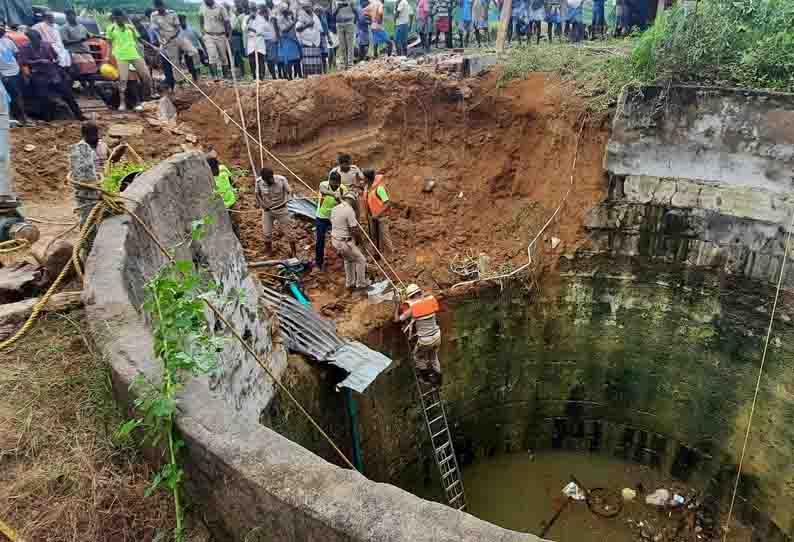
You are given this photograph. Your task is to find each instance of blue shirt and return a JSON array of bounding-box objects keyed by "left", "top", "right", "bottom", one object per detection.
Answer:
[{"left": 462, "top": 0, "right": 472, "bottom": 21}]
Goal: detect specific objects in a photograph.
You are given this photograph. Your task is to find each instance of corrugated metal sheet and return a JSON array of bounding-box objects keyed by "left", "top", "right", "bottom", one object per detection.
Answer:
[
  {"left": 287, "top": 198, "right": 317, "bottom": 220},
  {"left": 261, "top": 286, "right": 392, "bottom": 393}
]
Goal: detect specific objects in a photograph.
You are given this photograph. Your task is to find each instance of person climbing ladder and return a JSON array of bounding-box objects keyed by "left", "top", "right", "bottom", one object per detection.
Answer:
[{"left": 395, "top": 283, "right": 442, "bottom": 387}]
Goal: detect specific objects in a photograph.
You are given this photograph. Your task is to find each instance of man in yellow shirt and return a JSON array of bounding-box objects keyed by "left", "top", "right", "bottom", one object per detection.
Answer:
[{"left": 107, "top": 8, "right": 157, "bottom": 110}]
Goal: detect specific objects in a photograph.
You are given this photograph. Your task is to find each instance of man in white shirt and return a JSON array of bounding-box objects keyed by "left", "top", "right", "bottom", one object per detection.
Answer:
[
  {"left": 328, "top": 154, "right": 363, "bottom": 191},
  {"left": 394, "top": 0, "right": 414, "bottom": 55}
]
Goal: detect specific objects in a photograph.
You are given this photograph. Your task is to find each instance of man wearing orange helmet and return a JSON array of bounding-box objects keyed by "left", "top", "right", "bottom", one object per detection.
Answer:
[{"left": 395, "top": 283, "right": 442, "bottom": 386}]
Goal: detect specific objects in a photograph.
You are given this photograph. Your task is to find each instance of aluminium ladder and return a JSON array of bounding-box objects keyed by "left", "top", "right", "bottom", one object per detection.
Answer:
[{"left": 413, "top": 369, "right": 467, "bottom": 511}]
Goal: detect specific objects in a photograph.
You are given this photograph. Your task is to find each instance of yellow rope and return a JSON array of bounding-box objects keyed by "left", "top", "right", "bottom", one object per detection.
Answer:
[
  {"left": 0, "top": 239, "right": 29, "bottom": 255},
  {"left": 0, "top": 517, "right": 20, "bottom": 541},
  {"left": 0, "top": 203, "right": 105, "bottom": 352}
]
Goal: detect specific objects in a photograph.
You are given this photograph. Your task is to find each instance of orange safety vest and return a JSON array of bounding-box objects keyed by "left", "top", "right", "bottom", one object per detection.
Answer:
[
  {"left": 367, "top": 175, "right": 388, "bottom": 218},
  {"left": 408, "top": 295, "right": 439, "bottom": 318}
]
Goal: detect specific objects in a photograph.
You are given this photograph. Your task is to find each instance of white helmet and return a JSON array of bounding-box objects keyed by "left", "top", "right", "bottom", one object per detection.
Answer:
[{"left": 405, "top": 283, "right": 421, "bottom": 298}]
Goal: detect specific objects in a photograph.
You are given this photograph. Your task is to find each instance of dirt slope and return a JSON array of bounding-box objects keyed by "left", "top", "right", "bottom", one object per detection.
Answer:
[{"left": 182, "top": 71, "right": 609, "bottom": 312}]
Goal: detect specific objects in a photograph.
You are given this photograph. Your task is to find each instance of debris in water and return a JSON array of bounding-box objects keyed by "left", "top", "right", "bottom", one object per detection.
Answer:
[
  {"left": 422, "top": 178, "right": 436, "bottom": 193},
  {"left": 562, "top": 481, "right": 586, "bottom": 501},
  {"left": 645, "top": 488, "right": 671, "bottom": 507}
]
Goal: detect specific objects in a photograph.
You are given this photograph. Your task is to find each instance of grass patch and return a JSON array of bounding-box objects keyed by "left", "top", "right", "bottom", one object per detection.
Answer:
[
  {"left": 499, "top": 0, "right": 794, "bottom": 113},
  {"left": 498, "top": 39, "right": 640, "bottom": 113},
  {"left": 0, "top": 311, "right": 209, "bottom": 542}
]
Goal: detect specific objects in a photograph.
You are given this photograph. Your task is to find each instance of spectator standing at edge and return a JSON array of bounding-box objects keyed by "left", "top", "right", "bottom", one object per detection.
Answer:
[
  {"left": 432, "top": 0, "right": 453, "bottom": 49},
  {"left": 471, "top": 0, "right": 488, "bottom": 46},
  {"left": 297, "top": 0, "right": 324, "bottom": 75},
  {"left": 230, "top": 0, "right": 248, "bottom": 77},
  {"left": 275, "top": 3, "right": 302, "bottom": 79},
  {"left": 199, "top": 0, "right": 231, "bottom": 79},
  {"left": 333, "top": 0, "right": 356, "bottom": 70},
  {"left": 0, "top": 21, "right": 27, "bottom": 125},
  {"left": 460, "top": 0, "right": 473, "bottom": 47},
  {"left": 394, "top": 0, "right": 413, "bottom": 56},
  {"left": 316, "top": 5, "right": 332, "bottom": 73},
  {"left": 33, "top": 10, "right": 70, "bottom": 68},
  {"left": 60, "top": 9, "right": 92, "bottom": 76},
  {"left": 18, "top": 30, "right": 84, "bottom": 120},
  {"left": 528, "top": 0, "right": 545, "bottom": 44},
  {"left": 365, "top": 0, "right": 388, "bottom": 58},
  {"left": 415, "top": 0, "right": 431, "bottom": 52},
  {"left": 355, "top": 0, "right": 371, "bottom": 61},
  {"left": 591, "top": 0, "right": 605, "bottom": 39},
  {"left": 179, "top": 14, "right": 208, "bottom": 67},
  {"left": 247, "top": 4, "right": 271, "bottom": 78},
  {"left": 106, "top": 8, "right": 157, "bottom": 111},
  {"left": 151, "top": 0, "right": 199, "bottom": 90}
]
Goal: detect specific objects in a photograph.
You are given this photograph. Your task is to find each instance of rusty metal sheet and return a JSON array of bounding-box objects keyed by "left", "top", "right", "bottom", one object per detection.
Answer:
[{"left": 261, "top": 286, "right": 391, "bottom": 392}]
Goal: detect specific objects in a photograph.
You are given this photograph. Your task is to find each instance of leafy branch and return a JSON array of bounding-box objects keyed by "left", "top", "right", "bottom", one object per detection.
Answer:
[{"left": 117, "top": 220, "right": 226, "bottom": 541}]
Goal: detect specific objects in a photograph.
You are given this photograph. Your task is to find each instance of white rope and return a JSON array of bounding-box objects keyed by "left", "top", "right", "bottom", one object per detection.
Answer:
[
  {"left": 452, "top": 116, "right": 587, "bottom": 290},
  {"left": 141, "top": 39, "right": 317, "bottom": 196},
  {"left": 722, "top": 212, "right": 794, "bottom": 541},
  {"left": 255, "top": 54, "right": 265, "bottom": 169},
  {"left": 225, "top": 38, "right": 258, "bottom": 180}
]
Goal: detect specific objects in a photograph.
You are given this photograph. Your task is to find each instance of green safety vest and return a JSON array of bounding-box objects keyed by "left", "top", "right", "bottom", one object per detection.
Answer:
[{"left": 215, "top": 165, "right": 237, "bottom": 208}]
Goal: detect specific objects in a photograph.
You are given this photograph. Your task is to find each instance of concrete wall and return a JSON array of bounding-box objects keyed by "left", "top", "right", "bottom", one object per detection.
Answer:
[
  {"left": 83, "top": 152, "right": 542, "bottom": 542},
  {"left": 606, "top": 86, "right": 794, "bottom": 193}
]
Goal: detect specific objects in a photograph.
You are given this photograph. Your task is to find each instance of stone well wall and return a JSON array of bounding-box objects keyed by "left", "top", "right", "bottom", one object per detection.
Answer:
[{"left": 83, "top": 151, "right": 542, "bottom": 542}]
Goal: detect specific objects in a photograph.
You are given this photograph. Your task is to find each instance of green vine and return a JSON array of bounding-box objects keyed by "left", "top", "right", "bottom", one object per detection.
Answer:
[{"left": 117, "top": 219, "right": 226, "bottom": 541}]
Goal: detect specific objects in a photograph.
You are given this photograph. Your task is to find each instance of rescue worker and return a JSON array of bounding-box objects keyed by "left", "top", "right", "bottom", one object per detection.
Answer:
[
  {"left": 328, "top": 154, "right": 363, "bottom": 191},
  {"left": 316, "top": 170, "right": 347, "bottom": 270},
  {"left": 394, "top": 283, "right": 442, "bottom": 386},
  {"left": 256, "top": 167, "right": 295, "bottom": 256},
  {"left": 330, "top": 191, "right": 370, "bottom": 293},
  {"left": 362, "top": 169, "right": 392, "bottom": 255},
  {"left": 208, "top": 156, "right": 240, "bottom": 238}
]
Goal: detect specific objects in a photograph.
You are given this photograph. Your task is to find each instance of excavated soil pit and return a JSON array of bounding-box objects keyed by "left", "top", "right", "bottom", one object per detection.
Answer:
[{"left": 182, "top": 71, "right": 610, "bottom": 331}]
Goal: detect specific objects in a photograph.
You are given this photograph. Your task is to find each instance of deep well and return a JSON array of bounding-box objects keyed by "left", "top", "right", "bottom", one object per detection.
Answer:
[{"left": 85, "top": 86, "right": 794, "bottom": 540}]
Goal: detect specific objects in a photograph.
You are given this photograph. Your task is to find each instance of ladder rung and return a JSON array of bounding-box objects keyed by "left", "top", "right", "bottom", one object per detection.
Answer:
[
  {"left": 446, "top": 479, "right": 461, "bottom": 491},
  {"left": 457, "top": 503, "right": 466, "bottom": 511},
  {"left": 422, "top": 387, "right": 437, "bottom": 398},
  {"left": 439, "top": 454, "right": 455, "bottom": 467},
  {"left": 428, "top": 415, "right": 444, "bottom": 425},
  {"left": 432, "top": 427, "right": 448, "bottom": 439},
  {"left": 426, "top": 401, "right": 441, "bottom": 410},
  {"left": 435, "top": 441, "right": 451, "bottom": 455},
  {"left": 442, "top": 467, "right": 457, "bottom": 479},
  {"left": 448, "top": 487, "right": 463, "bottom": 502}
]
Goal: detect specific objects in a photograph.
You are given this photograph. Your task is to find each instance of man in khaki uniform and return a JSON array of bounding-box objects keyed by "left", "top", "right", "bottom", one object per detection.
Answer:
[
  {"left": 199, "top": 0, "right": 231, "bottom": 78},
  {"left": 331, "top": 192, "right": 370, "bottom": 292},
  {"left": 151, "top": 0, "right": 199, "bottom": 88},
  {"left": 256, "top": 168, "right": 296, "bottom": 256}
]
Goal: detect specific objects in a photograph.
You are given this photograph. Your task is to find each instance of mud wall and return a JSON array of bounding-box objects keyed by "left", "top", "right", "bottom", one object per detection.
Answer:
[
  {"left": 84, "top": 152, "right": 542, "bottom": 542},
  {"left": 606, "top": 85, "right": 794, "bottom": 193}
]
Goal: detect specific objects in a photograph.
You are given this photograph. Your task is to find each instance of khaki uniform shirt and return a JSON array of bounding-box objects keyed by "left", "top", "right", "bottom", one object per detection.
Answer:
[
  {"left": 256, "top": 175, "right": 292, "bottom": 210},
  {"left": 200, "top": 3, "right": 230, "bottom": 34},
  {"left": 330, "top": 201, "right": 357, "bottom": 241},
  {"left": 150, "top": 10, "right": 181, "bottom": 43}
]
